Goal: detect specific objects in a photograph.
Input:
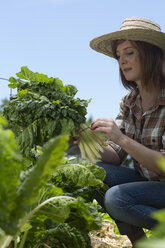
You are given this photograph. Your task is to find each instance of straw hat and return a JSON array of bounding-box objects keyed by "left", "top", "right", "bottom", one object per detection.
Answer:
[{"left": 90, "top": 17, "right": 165, "bottom": 58}]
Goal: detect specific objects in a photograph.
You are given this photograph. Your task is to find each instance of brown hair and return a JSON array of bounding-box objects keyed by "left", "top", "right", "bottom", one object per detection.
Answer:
[{"left": 111, "top": 40, "right": 165, "bottom": 91}]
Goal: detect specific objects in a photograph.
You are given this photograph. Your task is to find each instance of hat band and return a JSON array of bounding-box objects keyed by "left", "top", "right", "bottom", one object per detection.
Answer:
[{"left": 121, "top": 19, "right": 161, "bottom": 32}]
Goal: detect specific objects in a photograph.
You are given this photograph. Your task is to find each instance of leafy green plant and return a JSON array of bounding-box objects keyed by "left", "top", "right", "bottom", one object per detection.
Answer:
[
  {"left": 0, "top": 116, "right": 106, "bottom": 248},
  {"left": 3, "top": 66, "right": 91, "bottom": 154},
  {"left": 1, "top": 67, "right": 108, "bottom": 247},
  {"left": 16, "top": 158, "right": 105, "bottom": 248},
  {"left": 52, "top": 160, "right": 105, "bottom": 187},
  {"left": 33, "top": 223, "right": 90, "bottom": 248},
  {"left": 0, "top": 115, "right": 70, "bottom": 247}
]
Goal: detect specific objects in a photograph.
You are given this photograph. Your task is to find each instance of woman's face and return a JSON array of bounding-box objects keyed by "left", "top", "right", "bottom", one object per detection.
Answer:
[{"left": 116, "top": 40, "right": 142, "bottom": 85}]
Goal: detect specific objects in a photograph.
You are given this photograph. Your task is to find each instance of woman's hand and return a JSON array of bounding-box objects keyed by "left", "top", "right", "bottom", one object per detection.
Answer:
[{"left": 90, "top": 118, "right": 124, "bottom": 144}]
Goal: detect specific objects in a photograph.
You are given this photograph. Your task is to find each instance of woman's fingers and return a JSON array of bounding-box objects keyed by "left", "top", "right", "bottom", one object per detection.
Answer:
[
  {"left": 91, "top": 118, "right": 114, "bottom": 130},
  {"left": 90, "top": 118, "right": 123, "bottom": 144}
]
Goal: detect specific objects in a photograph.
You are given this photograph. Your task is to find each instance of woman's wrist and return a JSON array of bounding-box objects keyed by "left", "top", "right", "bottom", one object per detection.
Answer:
[{"left": 117, "top": 133, "right": 129, "bottom": 148}]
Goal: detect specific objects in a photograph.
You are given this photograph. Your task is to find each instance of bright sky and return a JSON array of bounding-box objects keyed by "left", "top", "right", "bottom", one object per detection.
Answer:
[{"left": 1, "top": 0, "right": 165, "bottom": 120}]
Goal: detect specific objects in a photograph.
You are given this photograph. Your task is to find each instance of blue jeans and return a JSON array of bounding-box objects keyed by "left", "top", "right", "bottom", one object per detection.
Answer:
[{"left": 94, "top": 162, "right": 165, "bottom": 235}]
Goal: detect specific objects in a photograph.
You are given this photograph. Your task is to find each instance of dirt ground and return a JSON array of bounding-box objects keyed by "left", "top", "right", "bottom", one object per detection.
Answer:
[{"left": 90, "top": 220, "right": 132, "bottom": 248}]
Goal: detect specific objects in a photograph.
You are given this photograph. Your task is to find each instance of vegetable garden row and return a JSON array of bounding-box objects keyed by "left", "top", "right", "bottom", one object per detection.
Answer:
[{"left": 1, "top": 67, "right": 165, "bottom": 248}]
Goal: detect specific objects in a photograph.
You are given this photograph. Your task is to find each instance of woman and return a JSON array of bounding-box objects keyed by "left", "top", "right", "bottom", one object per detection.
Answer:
[{"left": 89, "top": 17, "right": 165, "bottom": 247}]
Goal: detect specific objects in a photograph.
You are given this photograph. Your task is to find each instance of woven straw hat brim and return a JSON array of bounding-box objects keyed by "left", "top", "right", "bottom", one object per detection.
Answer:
[{"left": 90, "top": 29, "right": 165, "bottom": 58}]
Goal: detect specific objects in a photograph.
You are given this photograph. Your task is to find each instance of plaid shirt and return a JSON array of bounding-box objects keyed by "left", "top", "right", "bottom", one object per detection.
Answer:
[{"left": 110, "top": 87, "right": 165, "bottom": 181}]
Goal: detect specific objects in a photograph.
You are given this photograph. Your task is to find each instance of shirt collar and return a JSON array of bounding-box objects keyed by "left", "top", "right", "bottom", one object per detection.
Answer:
[{"left": 125, "top": 85, "right": 165, "bottom": 109}]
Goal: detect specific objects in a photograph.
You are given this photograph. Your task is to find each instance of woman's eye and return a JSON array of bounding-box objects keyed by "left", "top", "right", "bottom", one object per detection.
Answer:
[
  {"left": 116, "top": 51, "right": 134, "bottom": 60},
  {"left": 127, "top": 51, "right": 134, "bottom": 55}
]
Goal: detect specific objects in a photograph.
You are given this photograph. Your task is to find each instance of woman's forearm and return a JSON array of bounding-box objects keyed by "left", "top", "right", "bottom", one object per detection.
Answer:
[
  {"left": 118, "top": 134, "right": 163, "bottom": 175},
  {"left": 101, "top": 145, "right": 121, "bottom": 165}
]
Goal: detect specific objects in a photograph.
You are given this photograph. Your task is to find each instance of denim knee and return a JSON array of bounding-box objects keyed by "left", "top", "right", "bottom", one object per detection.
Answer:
[
  {"left": 104, "top": 185, "right": 124, "bottom": 220},
  {"left": 104, "top": 184, "right": 158, "bottom": 230},
  {"left": 104, "top": 186, "right": 142, "bottom": 235}
]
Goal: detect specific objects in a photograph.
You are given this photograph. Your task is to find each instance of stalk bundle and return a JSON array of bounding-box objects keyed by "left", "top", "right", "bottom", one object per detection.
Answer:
[{"left": 78, "top": 123, "right": 106, "bottom": 164}]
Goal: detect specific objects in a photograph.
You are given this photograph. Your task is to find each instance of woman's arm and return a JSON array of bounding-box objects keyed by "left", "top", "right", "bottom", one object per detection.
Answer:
[
  {"left": 91, "top": 118, "right": 163, "bottom": 175},
  {"left": 101, "top": 144, "right": 121, "bottom": 165},
  {"left": 118, "top": 134, "right": 163, "bottom": 175}
]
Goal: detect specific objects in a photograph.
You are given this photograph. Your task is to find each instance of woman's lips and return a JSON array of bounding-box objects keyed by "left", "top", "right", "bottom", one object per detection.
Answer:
[{"left": 123, "top": 68, "right": 132, "bottom": 72}]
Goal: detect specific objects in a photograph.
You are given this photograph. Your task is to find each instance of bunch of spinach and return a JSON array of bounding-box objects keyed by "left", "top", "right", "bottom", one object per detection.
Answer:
[{"left": 3, "top": 66, "right": 91, "bottom": 154}]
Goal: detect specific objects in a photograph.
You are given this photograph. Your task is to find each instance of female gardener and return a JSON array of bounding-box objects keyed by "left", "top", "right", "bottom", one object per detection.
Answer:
[{"left": 89, "top": 17, "right": 165, "bottom": 247}]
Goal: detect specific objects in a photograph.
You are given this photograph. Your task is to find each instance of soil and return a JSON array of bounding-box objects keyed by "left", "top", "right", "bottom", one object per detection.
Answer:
[{"left": 90, "top": 220, "right": 132, "bottom": 248}]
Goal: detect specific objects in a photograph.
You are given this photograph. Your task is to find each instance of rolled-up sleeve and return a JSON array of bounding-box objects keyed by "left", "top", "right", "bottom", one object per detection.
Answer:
[
  {"left": 109, "top": 141, "right": 128, "bottom": 163},
  {"left": 161, "top": 133, "right": 165, "bottom": 155}
]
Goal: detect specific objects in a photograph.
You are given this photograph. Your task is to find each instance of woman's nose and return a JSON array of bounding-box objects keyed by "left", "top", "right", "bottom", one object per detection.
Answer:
[
  {"left": 119, "top": 55, "right": 127, "bottom": 65},
  {"left": 120, "top": 54, "right": 127, "bottom": 64}
]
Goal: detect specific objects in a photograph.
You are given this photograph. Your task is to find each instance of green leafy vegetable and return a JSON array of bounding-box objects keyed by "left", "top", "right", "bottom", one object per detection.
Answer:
[
  {"left": 28, "top": 222, "right": 91, "bottom": 248},
  {"left": 3, "top": 66, "right": 91, "bottom": 154},
  {"left": 9, "top": 135, "right": 69, "bottom": 233},
  {"left": 0, "top": 116, "right": 22, "bottom": 234},
  {"left": 0, "top": 115, "right": 69, "bottom": 239},
  {"left": 52, "top": 163, "right": 105, "bottom": 187}
]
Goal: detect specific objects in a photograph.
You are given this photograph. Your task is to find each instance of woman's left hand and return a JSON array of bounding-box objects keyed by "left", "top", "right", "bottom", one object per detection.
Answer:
[{"left": 90, "top": 118, "right": 124, "bottom": 144}]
